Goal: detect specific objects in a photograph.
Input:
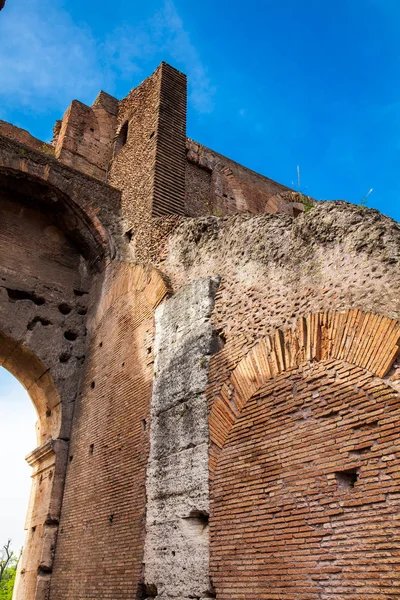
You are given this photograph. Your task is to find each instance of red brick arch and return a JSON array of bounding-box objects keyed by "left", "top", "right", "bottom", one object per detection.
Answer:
[
  {"left": 209, "top": 309, "right": 400, "bottom": 475},
  {"left": 0, "top": 331, "right": 61, "bottom": 443},
  {"left": 0, "top": 135, "right": 122, "bottom": 268}
]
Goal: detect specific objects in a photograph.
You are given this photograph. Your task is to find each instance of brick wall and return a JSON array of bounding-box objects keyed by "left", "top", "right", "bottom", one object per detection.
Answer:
[
  {"left": 0, "top": 120, "right": 52, "bottom": 153},
  {"left": 152, "top": 63, "right": 187, "bottom": 217},
  {"left": 185, "top": 161, "right": 212, "bottom": 217},
  {"left": 157, "top": 202, "right": 400, "bottom": 599},
  {"left": 0, "top": 184, "right": 89, "bottom": 599},
  {"left": 160, "top": 203, "right": 400, "bottom": 427},
  {"left": 50, "top": 263, "right": 168, "bottom": 600},
  {"left": 108, "top": 63, "right": 186, "bottom": 256},
  {"left": 54, "top": 92, "right": 118, "bottom": 180},
  {"left": 185, "top": 139, "right": 306, "bottom": 217},
  {"left": 211, "top": 358, "right": 400, "bottom": 599}
]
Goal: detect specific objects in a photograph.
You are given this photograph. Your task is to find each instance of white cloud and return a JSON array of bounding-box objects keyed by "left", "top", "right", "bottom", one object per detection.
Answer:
[
  {"left": 0, "top": 0, "right": 105, "bottom": 114},
  {"left": 0, "top": 0, "right": 215, "bottom": 117}
]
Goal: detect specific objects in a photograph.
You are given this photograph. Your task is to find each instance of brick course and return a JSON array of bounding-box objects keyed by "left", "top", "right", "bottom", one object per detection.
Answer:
[
  {"left": 50, "top": 264, "right": 168, "bottom": 600},
  {"left": 211, "top": 359, "right": 400, "bottom": 599}
]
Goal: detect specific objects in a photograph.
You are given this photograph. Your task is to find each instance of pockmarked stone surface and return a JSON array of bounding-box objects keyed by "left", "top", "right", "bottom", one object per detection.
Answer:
[
  {"left": 144, "top": 277, "right": 220, "bottom": 600},
  {"left": 1, "top": 61, "right": 399, "bottom": 600}
]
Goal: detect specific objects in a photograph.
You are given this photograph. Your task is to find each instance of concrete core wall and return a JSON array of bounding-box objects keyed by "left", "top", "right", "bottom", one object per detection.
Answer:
[{"left": 144, "top": 277, "right": 220, "bottom": 600}]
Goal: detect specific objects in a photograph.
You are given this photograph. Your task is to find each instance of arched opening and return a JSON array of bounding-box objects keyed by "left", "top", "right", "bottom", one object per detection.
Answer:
[
  {"left": 0, "top": 332, "right": 66, "bottom": 600},
  {"left": 0, "top": 135, "right": 118, "bottom": 599},
  {"left": 0, "top": 367, "right": 37, "bottom": 594}
]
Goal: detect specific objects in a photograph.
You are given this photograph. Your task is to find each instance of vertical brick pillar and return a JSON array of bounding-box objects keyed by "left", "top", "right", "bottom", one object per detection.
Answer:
[
  {"left": 152, "top": 63, "right": 187, "bottom": 216},
  {"left": 108, "top": 62, "right": 187, "bottom": 238}
]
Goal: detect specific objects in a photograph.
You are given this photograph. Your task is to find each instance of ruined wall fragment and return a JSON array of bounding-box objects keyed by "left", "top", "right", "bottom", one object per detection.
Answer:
[
  {"left": 108, "top": 63, "right": 187, "bottom": 265},
  {"left": 185, "top": 138, "right": 306, "bottom": 217},
  {"left": 54, "top": 92, "right": 118, "bottom": 180},
  {"left": 144, "top": 277, "right": 220, "bottom": 600}
]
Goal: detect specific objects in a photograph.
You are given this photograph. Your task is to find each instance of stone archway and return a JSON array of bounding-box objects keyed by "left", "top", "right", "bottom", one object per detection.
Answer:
[
  {"left": 209, "top": 310, "right": 400, "bottom": 599},
  {"left": 0, "top": 144, "right": 120, "bottom": 599}
]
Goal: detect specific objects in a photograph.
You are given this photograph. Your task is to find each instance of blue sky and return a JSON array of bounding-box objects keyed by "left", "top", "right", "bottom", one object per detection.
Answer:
[
  {"left": 1, "top": 0, "right": 400, "bottom": 220},
  {"left": 0, "top": 368, "right": 36, "bottom": 550}
]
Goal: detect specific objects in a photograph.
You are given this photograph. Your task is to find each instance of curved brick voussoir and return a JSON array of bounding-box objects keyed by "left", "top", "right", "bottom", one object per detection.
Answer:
[
  {"left": 0, "top": 134, "right": 123, "bottom": 268},
  {"left": 209, "top": 309, "right": 400, "bottom": 472}
]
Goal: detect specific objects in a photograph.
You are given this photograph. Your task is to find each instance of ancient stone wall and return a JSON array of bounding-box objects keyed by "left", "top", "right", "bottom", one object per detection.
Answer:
[
  {"left": 155, "top": 201, "right": 400, "bottom": 600},
  {"left": 49, "top": 263, "right": 168, "bottom": 600},
  {"left": 0, "top": 134, "right": 121, "bottom": 600},
  {"left": 185, "top": 139, "right": 306, "bottom": 217},
  {"left": 108, "top": 63, "right": 186, "bottom": 264},
  {"left": 54, "top": 91, "right": 118, "bottom": 180},
  {"left": 160, "top": 201, "right": 400, "bottom": 376},
  {"left": 0, "top": 187, "right": 88, "bottom": 599},
  {"left": 213, "top": 358, "right": 400, "bottom": 599},
  {"left": 1, "top": 60, "right": 400, "bottom": 600},
  {"left": 0, "top": 120, "right": 52, "bottom": 154},
  {"left": 152, "top": 64, "right": 187, "bottom": 217}
]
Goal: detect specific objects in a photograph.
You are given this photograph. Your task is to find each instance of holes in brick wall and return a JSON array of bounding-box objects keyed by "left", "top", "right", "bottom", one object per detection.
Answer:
[
  {"left": 90, "top": 381, "right": 95, "bottom": 389},
  {"left": 58, "top": 303, "right": 72, "bottom": 315},
  {"left": 293, "top": 207, "right": 303, "bottom": 218},
  {"left": 108, "top": 513, "right": 114, "bottom": 523},
  {"left": 73, "top": 289, "right": 88, "bottom": 297},
  {"left": 144, "top": 583, "right": 158, "bottom": 598},
  {"left": 99, "top": 341, "right": 103, "bottom": 348},
  {"left": 353, "top": 420, "right": 379, "bottom": 431},
  {"left": 89, "top": 444, "right": 94, "bottom": 455},
  {"left": 59, "top": 352, "right": 71, "bottom": 363},
  {"left": 217, "top": 329, "right": 227, "bottom": 345},
  {"left": 335, "top": 468, "right": 359, "bottom": 490},
  {"left": 211, "top": 329, "right": 227, "bottom": 354},
  {"left": 69, "top": 455, "right": 73, "bottom": 462},
  {"left": 142, "top": 419, "right": 147, "bottom": 431},
  {"left": 45, "top": 409, "right": 51, "bottom": 418},
  {"left": 89, "top": 127, "right": 94, "bottom": 133},
  {"left": 64, "top": 330, "right": 78, "bottom": 341},
  {"left": 149, "top": 131, "right": 155, "bottom": 139},
  {"left": 6, "top": 288, "right": 45, "bottom": 305},
  {"left": 77, "top": 305, "right": 87, "bottom": 315},
  {"left": 27, "top": 316, "right": 52, "bottom": 330}
]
